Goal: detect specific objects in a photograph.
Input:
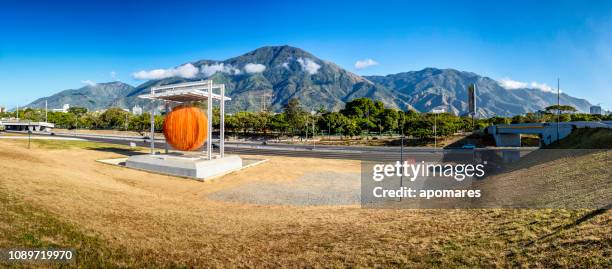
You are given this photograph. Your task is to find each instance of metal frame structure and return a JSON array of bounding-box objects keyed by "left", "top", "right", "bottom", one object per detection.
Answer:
[{"left": 138, "top": 80, "right": 231, "bottom": 160}]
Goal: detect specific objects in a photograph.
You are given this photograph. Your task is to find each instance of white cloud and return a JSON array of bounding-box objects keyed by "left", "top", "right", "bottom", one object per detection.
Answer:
[
  {"left": 354, "top": 58, "right": 378, "bottom": 69},
  {"left": 200, "top": 63, "right": 241, "bottom": 77},
  {"left": 297, "top": 57, "right": 321, "bottom": 75},
  {"left": 244, "top": 63, "right": 266, "bottom": 73},
  {"left": 110, "top": 71, "right": 117, "bottom": 79},
  {"left": 132, "top": 63, "right": 199, "bottom": 80},
  {"left": 498, "top": 78, "right": 558, "bottom": 93},
  {"left": 498, "top": 78, "right": 528, "bottom": 89},
  {"left": 81, "top": 80, "right": 96, "bottom": 86}
]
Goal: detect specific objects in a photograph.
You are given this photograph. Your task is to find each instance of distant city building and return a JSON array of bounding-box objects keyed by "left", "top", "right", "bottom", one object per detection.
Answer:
[
  {"left": 51, "top": 104, "right": 70, "bottom": 113},
  {"left": 590, "top": 105, "right": 602, "bottom": 115},
  {"left": 534, "top": 110, "right": 545, "bottom": 118},
  {"left": 132, "top": 105, "right": 143, "bottom": 115},
  {"left": 467, "top": 84, "right": 476, "bottom": 115},
  {"left": 0, "top": 107, "right": 5, "bottom": 113}
]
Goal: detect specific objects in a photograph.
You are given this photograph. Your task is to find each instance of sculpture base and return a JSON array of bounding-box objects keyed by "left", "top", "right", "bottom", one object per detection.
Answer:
[{"left": 126, "top": 154, "right": 243, "bottom": 181}]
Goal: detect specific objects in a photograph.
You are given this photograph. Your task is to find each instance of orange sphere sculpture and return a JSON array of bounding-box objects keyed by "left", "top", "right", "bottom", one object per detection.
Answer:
[{"left": 163, "top": 105, "right": 208, "bottom": 151}]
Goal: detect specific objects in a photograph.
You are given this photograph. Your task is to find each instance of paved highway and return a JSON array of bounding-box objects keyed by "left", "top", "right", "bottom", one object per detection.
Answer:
[
  {"left": 31, "top": 131, "right": 442, "bottom": 161},
  {"left": 12, "top": 131, "right": 533, "bottom": 162}
]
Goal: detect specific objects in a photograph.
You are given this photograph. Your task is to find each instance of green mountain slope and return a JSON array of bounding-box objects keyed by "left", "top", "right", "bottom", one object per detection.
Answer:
[
  {"left": 25, "top": 46, "right": 592, "bottom": 116},
  {"left": 25, "top": 82, "right": 134, "bottom": 111}
]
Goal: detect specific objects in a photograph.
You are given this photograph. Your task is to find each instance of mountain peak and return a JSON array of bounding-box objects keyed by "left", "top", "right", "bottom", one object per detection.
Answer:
[
  {"left": 249, "top": 45, "right": 311, "bottom": 55},
  {"left": 224, "top": 45, "right": 319, "bottom": 67},
  {"left": 85, "top": 81, "right": 132, "bottom": 88}
]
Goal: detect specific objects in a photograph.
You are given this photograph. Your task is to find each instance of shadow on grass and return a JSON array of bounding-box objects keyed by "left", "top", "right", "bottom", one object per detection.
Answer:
[
  {"left": 522, "top": 203, "right": 612, "bottom": 247},
  {"left": 85, "top": 146, "right": 148, "bottom": 157}
]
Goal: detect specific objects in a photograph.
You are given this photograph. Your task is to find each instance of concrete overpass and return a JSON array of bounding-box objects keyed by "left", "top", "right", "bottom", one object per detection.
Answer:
[
  {"left": 0, "top": 119, "right": 55, "bottom": 132},
  {"left": 486, "top": 121, "right": 612, "bottom": 147}
]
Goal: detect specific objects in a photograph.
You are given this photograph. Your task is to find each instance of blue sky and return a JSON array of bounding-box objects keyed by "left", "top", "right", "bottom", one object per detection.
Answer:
[{"left": 1, "top": 0, "right": 611, "bottom": 110}]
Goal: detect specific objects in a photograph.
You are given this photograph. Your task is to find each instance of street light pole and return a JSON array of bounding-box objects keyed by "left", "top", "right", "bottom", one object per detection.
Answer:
[
  {"left": 312, "top": 119, "right": 315, "bottom": 149},
  {"left": 431, "top": 108, "right": 445, "bottom": 150},
  {"left": 305, "top": 122, "right": 308, "bottom": 142},
  {"left": 557, "top": 78, "right": 560, "bottom": 143},
  {"left": 311, "top": 110, "right": 316, "bottom": 149},
  {"left": 399, "top": 113, "right": 405, "bottom": 201},
  {"left": 434, "top": 112, "right": 437, "bottom": 149}
]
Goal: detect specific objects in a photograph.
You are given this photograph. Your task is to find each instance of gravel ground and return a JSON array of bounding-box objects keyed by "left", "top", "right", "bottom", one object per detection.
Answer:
[{"left": 208, "top": 171, "right": 361, "bottom": 206}]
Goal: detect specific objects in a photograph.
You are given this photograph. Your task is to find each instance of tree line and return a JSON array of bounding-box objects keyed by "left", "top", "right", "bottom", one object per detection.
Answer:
[{"left": 2, "top": 98, "right": 610, "bottom": 139}]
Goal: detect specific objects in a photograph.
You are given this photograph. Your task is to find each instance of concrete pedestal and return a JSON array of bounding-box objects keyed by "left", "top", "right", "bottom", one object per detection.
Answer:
[{"left": 126, "top": 154, "right": 243, "bottom": 181}]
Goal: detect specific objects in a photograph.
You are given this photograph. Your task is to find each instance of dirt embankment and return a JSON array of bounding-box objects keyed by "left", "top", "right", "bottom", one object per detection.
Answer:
[{"left": 0, "top": 139, "right": 609, "bottom": 267}]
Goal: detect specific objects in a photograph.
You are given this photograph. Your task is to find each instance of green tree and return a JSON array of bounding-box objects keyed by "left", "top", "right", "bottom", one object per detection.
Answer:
[
  {"left": 99, "top": 108, "right": 129, "bottom": 129},
  {"left": 270, "top": 113, "right": 290, "bottom": 137},
  {"left": 283, "top": 98, "right": 307, "bottom": 137},
  {"left": 406, "top": 117, "right": 433, "bottom": 139},
  {"left": 545, "top": 105, "right": 577, "bottom": 114},
  {"left": 224, "top": 113, "right": 239, "bottom": 134},
  {"left": 79, "top": 112, "right": 101, "bottom": 129},
  {"left": 68, "top": 107, "right": 88, "bottom": 117},
  {"left": 318, "top": 112, "right": 348, "bottom": 136},
  {"left": 511, "top": 115, "right": 525, "bottom": 124},
  {"left": 341, "top": 98, "right": 383, "bottom": 135},
  {"left": 233, "top": 111, "right": 253, "bottom": 134},
  {"left": 342, "top": 117, "right": 361, "bottom": 138},
  {"left": 377, "top": 108, "right": 399, "bottom": 135},
  {"left": 129, "top": 113, "right": 153, "bottom": 134},
  {"left": 341, "top": 98, "right": 383, "bottom": 118}
]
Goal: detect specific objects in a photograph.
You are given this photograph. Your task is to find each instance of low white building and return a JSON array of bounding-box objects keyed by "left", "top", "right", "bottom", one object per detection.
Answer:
[
  {"left": 52, "top": 104, "right": 70, "bottom": 113},
  {"left": 132, "top": 105, "right": 143, "bottom": 115}
]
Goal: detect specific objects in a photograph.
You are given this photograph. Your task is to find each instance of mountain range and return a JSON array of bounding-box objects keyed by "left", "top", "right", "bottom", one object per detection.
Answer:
[{"left": 25, "top": 45, "right": 592, "bottom": 117}]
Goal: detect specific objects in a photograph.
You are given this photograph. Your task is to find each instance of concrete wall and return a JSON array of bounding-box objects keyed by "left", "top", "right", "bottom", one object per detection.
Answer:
[
  {"left": 1, "top": 122, "right": 54, "bottom": 132},
  {"left": 487, "top": 121, "right": 612, "bottom": 147},
  {"left": 492, "top": 133, "right": 521, "bottom": 147}
]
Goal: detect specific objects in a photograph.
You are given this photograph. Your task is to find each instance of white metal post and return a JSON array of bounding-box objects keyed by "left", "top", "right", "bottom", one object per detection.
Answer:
[
  {"left": 150, "top": 87, "right": 155, "bottom": 155},
  {"left": 431, "top": 108, "right": 444, "bottom": 150},
  {"left": 45, "top": 100, "right": 48, "bottom": 123},
  {"left": 207, "top": 80, "right": 213, "bottom": 160},
  {"left": 220, "top": 84, "right": 225, "bottom": 158},
  {"left": 164, "top": 101, "right": 169, "bottom": 154}
]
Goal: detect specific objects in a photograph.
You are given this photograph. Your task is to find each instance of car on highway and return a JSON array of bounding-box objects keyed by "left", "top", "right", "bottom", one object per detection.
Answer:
[{"left": 461, "top": 143, "right": 476, "bottom": 149}]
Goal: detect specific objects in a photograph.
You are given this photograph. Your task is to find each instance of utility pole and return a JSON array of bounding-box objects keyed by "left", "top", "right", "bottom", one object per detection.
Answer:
[
  {"left": 45, "top": 100, "right": 48, "bottom": 122},
  {"left": 305, "top": 120, "right": 308, "bottom": 142},
  {"left": 311, "top": 110, "right": 316, "bottom": 149},
  {"left": 260, "top": 92, "right": 272, "bottom": 112},
  {"left": 399, "top": 113, "right": 405, "bottom": 201},
  {"left": 434, "top": 113, "right": 437, "bottom": 149},
  {"left": 557, "top": 78, "right": 560, "bottom": 143},
  {"left": 312, "top": 119, "right": 316, "bottom": 149},
  {"left": 16, "top": 105, "right": 19, "bottom": 120}
]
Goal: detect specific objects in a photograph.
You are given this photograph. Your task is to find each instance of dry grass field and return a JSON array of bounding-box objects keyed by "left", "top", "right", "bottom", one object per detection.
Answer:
[{"left": 0, "top": 137, "right": 610, "bottom": 268}]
